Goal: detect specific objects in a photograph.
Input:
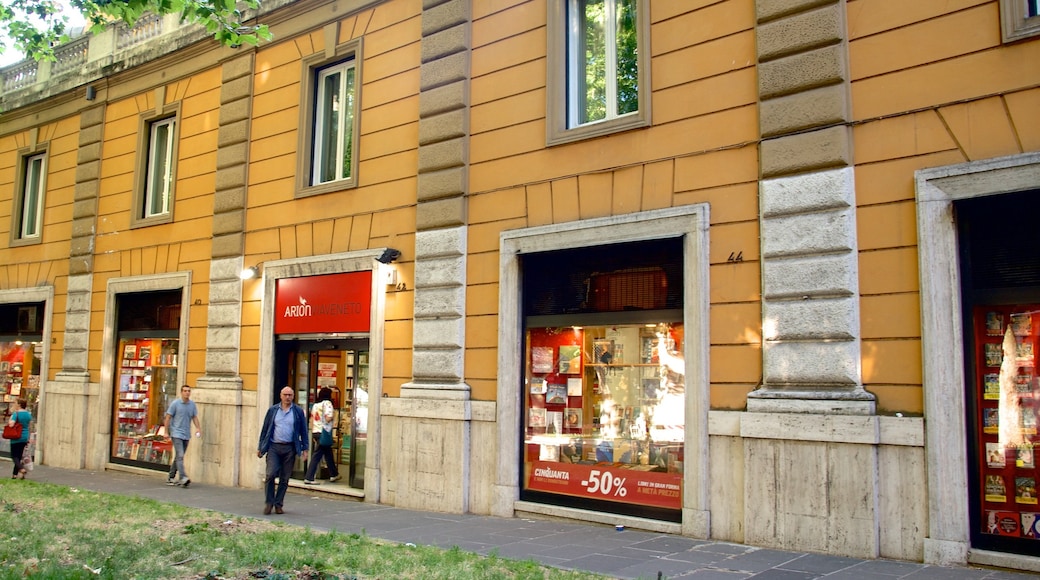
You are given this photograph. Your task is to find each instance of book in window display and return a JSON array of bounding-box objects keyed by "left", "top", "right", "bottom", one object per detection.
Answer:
[
  {"left": 528, "top": 407, "right": 546, "bottom": 429},
  {"left": 984, "top": 373, "right": 1000, "bottom": 400},
  {"left": 566, "top": 377, "right": 582, "bottom": 397},
  {"left": 546, "top": 383, "right": 567, "bottom": 405},
  {"left": 529, "top": 377, "right": 547, "bottom": 395},
  {"left": 564, "top": 407, "right": 582, "bottom": 429},
  {"left": 987, "top": 510, "right": 1021, "bottom": 536},
  {"left": 1018, "top": 444, "right": 1036, "bottom": 468},
  {"left": 1023, "top": 512, "right": 1040, "bottom": 539},
  {"left": 987, "top": 311, "right": 1005, "bottom": 336},
  {"left": 986, "top": 343, "right": 1004, "bottom": 367},
  {"left": 1016, "top": 372, "right": 1034, "bottom": 394},
  {"left": 987, "top": 442, "right": 1006, "bottom": 467},
  {"left": 1016, "top": 477, "right": 1037, "bottom": 504},
  {"left": 531, "top": 347, "right": 553, "bottom": 374},
  {"left": 986, "top": 474, "right": 1008, "bottom": 502},
  {"left": 1021, "top": 407, "right": 1038, "bottom": 435},
  {"left": 558, "top": 345, "right": 581, "bottom": 374},
  {"left": 1013, "top": 313, "right": 1033, "bottom": 336},
  {"left": 546, "top": 411, "right": 563, "bottom": 434}
]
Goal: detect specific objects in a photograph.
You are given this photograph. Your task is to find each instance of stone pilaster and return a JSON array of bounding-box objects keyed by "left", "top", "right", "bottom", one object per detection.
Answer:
[
  {"left": 194, "top": 54, "right": 253, "bottom": 486},
  {"left": 749, "top": 0, "right": 873, "bottom": 414},
  {"left": 386, "top": 0, "right": 472, "bottom": 515},
  {"left": 402, "top": 0, "right": 471, "bottom": 399}
]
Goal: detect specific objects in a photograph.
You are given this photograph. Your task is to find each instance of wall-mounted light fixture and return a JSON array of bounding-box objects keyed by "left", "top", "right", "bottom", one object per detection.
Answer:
[
  {"left": 239, "top": 265, "right": 260, "bottom": 280},
  {"left": 85, "top": 86, "right": 96, "bottom": 101},
  {"left": 376, "top": 248, "right": 401, "bottom": 264}
]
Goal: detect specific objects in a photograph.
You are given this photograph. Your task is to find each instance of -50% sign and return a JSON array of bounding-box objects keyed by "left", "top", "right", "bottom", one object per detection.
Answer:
[{"left": 582, "top": 470, "right": 628, "bottom": 497}]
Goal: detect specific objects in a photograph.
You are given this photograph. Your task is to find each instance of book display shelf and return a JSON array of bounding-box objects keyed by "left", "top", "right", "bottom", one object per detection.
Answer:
[
  {"left": 974, "top": 306, "right": 1040, "bottom": 542},
  {"left": 112, "top": 338, "right": 179, "bottom": 466},
  {"left": 523, "top": 324, "right": 684, "bottom": 511}
]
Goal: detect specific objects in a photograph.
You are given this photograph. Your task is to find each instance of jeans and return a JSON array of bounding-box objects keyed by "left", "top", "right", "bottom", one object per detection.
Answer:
[
  {"left": 168, "top": 437, "right": 190, "bottom": 481},
  {"left": 10, "top": 441, "right": 26, "bottom": 477},
  {"left": 265, "top": 442, "right": 296, "bottom": 507},
  {"left": 304, "top": 434, "right": 339, "bottom": 481}
]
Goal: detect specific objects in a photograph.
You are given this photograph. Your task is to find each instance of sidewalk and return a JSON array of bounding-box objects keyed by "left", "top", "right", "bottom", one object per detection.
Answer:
[{"left": 23, "top": 464, "right": 1039, "bottom": 579}]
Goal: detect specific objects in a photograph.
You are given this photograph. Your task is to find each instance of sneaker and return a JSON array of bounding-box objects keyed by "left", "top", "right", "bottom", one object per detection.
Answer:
[
  {"left": 166, "top": 478, "right": 177, "bottom": 486},
  {"left": 303, "top": 479, "right": 319, "bottom": 485},
  {"left": 329, "top": 475, "right": 341, "bottom": 483},
  {"left": 178, "top": 478, "right": 190, "bottom": 488}
]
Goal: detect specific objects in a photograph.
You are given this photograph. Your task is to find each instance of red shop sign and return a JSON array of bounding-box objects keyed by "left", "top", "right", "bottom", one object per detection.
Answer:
[
  {"left": 526, "top": 460, "right": 682, "bottom": 510},
  {"left": 275, "top": 271, "right": 372, "bottom": 334}
]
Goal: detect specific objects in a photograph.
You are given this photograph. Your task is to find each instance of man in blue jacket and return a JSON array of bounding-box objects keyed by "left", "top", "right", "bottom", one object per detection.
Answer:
[{"left": 257, "top": 386, "right": 309, "bottom": 514}]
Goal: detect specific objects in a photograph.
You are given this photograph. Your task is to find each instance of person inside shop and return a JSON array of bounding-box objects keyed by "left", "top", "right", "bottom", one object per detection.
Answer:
[
  {"left": 304, "top": 387, "right": 341, "bottom": 485},
  {"left": 6, "top": 398, "right": 31, "bottom": 479},
  {"left": 257, "top": 386, "right": 309, "bottom": 515},
  {"left": 164, "top": 384, "right": 201, "bottom": 487}
]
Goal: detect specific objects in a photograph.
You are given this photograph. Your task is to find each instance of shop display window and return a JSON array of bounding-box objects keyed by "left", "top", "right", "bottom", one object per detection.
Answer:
[
  {"left": 111, "top": 337, "right": 179, "bottom": 465},
  {"left": 974, "top": 306, "right": 1040, "bottom": 542},
  {"left": 522, "top": 323, "right": 684, "bottom": 513},
  {"left": 0, "top": 341, "right": 41, "bottom": 455}
]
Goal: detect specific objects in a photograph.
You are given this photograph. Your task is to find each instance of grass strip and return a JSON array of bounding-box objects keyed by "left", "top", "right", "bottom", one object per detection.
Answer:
[{"left": 0, "top": 480, "right": 604, "bottom": 580}]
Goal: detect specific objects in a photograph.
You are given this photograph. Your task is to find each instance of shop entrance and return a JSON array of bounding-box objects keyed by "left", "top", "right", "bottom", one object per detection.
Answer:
[{"left": 276, "top": 337, "right": 369, "bottom": 489}]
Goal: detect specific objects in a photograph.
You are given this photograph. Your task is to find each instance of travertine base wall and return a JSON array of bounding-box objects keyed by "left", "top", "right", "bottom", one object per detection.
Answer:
[
  {"left": 380, "top": 399, "right": 470, "bottom": 512},
  {"left": 707, "top": 411, "right": 926, "bottom": 561},
  {"left": 707, "top": 411, "right": 927, "bottom": 561},
  {"left": 39, "top": 378, "right": 97, "bottom": 469}
]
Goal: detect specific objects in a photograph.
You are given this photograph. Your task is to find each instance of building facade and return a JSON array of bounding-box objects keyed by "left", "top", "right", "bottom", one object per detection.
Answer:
[{"left": 1, "top": 0, "right": 1039, "bottom": 572}]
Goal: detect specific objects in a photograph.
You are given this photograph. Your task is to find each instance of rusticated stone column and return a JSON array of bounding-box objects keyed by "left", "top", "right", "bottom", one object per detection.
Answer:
[{"left": 749, "top": 0, "right": 874, "bottom": 414}]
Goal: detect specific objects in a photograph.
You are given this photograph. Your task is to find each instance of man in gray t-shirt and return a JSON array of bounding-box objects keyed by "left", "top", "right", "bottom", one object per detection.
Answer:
[{"left": 164, "top": 385, "right": 201, "bottom": 487}]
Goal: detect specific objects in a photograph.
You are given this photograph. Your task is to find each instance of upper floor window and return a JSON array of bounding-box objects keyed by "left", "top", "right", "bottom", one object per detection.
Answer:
[
  {"left": 146, "top": 118, "right": 176, "bottom": 218},
  {"left": 1001, "top": 0, "right": 1040, "bottom": 42},
  {"left": 547, "top": 0, "right": 650, "bottom": 146},
  {"left": 314, "top": 60, "right": 357, "bottom": 185},
  {"left": 297, "top": 39, "right": 362, "bottom": 198},
  {"left": 132, "top": 106, "right": 180, "bottom": 228},
  {"left": 11, "top": 152, "right": 46, "bottom": 245}
]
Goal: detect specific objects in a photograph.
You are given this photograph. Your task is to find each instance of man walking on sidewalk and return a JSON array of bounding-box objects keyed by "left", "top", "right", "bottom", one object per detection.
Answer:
[
  {"left": 257, "top": 386, "right": 309, "bottom": 515},
  {"left": 164, "top": 385, "right": 201, "bottom": 487}
]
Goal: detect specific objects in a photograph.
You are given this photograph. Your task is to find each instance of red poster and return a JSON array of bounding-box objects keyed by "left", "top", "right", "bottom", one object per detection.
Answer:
[
  {"left": 526, "top": 460, "right": 682, "bottom": 510},
  {"left": 275, "top": 271, "right": 372, "bottom": 334}
]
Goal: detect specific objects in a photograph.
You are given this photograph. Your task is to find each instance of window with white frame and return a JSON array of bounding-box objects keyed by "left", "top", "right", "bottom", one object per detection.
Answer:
[
  {"left": 296, "top": 41, "right": 362, "bottom": 198},
  {"left": 547, "top": 0, "right": 650, "bottom": 145},
  {"left": 18, "top": 153, "right": 45, "bottom": 240},
  {"left": 145, "top": 117, "right": 176, "bottom": 219},
  {"left": 313, "top": 59, "right": 357, "bottom": 186},
  {"left": 1001, "top": 0, "right": 1040, "bottom": 42}
]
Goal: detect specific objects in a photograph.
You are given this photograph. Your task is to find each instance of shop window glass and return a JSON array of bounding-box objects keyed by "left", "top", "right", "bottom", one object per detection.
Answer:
[
  {"left": 519, "top": 236, "right": 684, "bottom": 519},
  {"left": 0, "top": 341, "right": 42, "bottom": 459},
  {"left": 522, "top": 323, "right": 684, "bottom": 513},
  {"left": 112, "top": 338, "right": 180, "bottom": 465}
]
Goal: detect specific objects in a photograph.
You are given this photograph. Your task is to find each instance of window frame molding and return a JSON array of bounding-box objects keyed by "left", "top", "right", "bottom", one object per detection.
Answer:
[
  {"left": 10, "top": 145, "right": 48, "bottom": 247},
  {"left": 1000, "top": 0, "right": 1040, "bottom": 42},
  {"left": 131, "top": 103, "right": 181, "bottom": 229},
  {"left": 295, "top": 37, "right": 364, "bottom": 199},
  {"left": 546, "top": 0, "right": 651, "bottom": 147},
  {"left": 494, "top": 205, "right": 710, "bottom": 536}
]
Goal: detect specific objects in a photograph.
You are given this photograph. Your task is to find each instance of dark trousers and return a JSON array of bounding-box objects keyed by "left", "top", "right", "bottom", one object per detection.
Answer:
[
  {"left": 10, "top": 441, "right": 27, "bottom": 477},
  {"left": 264, "top": 442, "right": 295, "bottom": 507},
  {"left": 304, "top": 434, "right": 339, "bottom": 480}
]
